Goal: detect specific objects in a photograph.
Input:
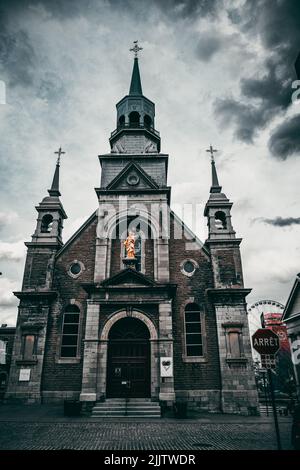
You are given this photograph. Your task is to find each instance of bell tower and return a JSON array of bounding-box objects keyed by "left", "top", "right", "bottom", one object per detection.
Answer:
[
  {"left": 204, "top": 146, "right": 243, "bottom": 288},
  {"left": 204, "top": 146, "right": 258, "bottom": 414},
  {"left": 81, "top": 43, "right": 175, "bottom": 405},
  {"left": 109, "top": 42, "right": 160, "bottom": 154},
  {"left": 23, "top": 149, "right": 67, "bottom": 290},
  {"left": 6, "top": 150, "right": 67, "bottom": 403}
]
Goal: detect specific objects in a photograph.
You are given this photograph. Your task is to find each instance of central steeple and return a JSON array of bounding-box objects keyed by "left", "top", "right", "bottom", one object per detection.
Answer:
[
  {"left": 109, "top": 42, "right": 160, "bottom": 154},
  {"left": 129, "top": 58, "right": 143, "bottom": 96}
]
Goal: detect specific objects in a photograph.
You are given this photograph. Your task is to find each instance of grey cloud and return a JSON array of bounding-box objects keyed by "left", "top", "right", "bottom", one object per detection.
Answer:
[
  {"left": 216, "top": 0, "right": 300, "bottom": 148},
  {"left": 268, "top": 114, "right": 300, "bottom": 159},
  {"left": 153, "top": 0, "right": 222, "bottom": 19},
  {"left": 37, "top": 72, "right": 66, "bottom": 101},
  {"left": 195, "top": 34, "right": 222, "bottom": 62},
  {"left": 0, "top": 0, "right": 222, "bottom": 20},
  {"left": 262, "top": 217, "right": 300, "bottom": 227},
  {"left": 0, "top": 24, "right": 36, "bottom": 88},
  {"left": 214, "top": 97, "right": 270, "bottom": 143}
]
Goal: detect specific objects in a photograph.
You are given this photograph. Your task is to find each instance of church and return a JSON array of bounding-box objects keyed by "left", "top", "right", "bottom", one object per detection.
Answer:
[{"left": 5, "top": 45, "right": 259, "bottom": 415}]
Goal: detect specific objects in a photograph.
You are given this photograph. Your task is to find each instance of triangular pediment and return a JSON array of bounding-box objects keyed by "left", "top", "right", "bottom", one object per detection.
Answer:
[
  {"left": 283, "top": 276, "right": 300, "bottom": 321},
  {"left": 101, "top": 268, "right": 157, "bottom": 287},
  {"left": 106, "top": 161, "right": 159, "bottom": 190}
]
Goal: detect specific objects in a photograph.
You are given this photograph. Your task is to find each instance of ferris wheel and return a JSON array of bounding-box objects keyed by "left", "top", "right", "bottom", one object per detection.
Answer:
[{"left": 247, "top": 299, "right": 285, "bottom": 361}]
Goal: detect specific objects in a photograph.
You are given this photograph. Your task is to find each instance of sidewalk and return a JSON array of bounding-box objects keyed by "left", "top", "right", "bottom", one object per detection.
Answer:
[{"left": 0, "top": 402, "right": 293, "bottom": 424}]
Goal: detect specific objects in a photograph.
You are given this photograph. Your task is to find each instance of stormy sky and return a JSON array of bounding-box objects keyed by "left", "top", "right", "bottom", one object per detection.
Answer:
[{"left": 0, "top": 0, "right": 300, "bottom": 331}]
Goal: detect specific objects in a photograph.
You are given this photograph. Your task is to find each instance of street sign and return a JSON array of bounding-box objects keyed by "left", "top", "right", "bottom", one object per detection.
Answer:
[
  {"left": 261, "top": 354, "right": 276, "bottom": 369},
  {"left": 252, "top": 328, "right": 282, "bottom": 450},
  {"left": 252, "top": 328, "right": 280, "bottom": 355}
]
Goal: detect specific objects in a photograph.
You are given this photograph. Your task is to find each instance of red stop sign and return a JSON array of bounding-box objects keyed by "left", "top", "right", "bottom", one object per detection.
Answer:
[{"left": 252, "top": 328, "right": 280, "bottom": 355}]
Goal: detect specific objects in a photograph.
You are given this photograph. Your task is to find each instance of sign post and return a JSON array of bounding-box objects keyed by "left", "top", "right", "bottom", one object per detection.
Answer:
[{"left": 252, "top": 328, "right": 281, "bottom": 450}]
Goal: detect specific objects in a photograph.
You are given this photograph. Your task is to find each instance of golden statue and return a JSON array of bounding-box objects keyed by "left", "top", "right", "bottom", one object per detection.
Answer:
[{"left": 124, "top": 231, "right": 136, "bottom": 258}]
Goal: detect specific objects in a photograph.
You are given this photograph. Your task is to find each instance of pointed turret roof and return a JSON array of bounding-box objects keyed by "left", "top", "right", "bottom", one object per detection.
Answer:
[
  {"left": 129, "top": 58, "right": 143, "bottom": 95},
  {"left": 48, "top": 162, "right": 61, "bottom": 197},
  {"left": 210, "top": 158, "right": 222, "bottom": 194}
]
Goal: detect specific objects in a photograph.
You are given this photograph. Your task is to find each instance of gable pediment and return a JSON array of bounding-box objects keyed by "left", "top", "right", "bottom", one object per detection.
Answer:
[
  {"left": 283, "top": 276, "right": 300, "bottom": 321},
  {"left": 101, "top": 268, "right": 157, "bottom": 287},
  {"left": 106, "top": 161, "right": 159, "bottom": 190}
]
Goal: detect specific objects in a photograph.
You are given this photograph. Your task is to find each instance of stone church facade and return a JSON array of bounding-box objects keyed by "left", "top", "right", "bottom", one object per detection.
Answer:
[{"left": 6, "top": 53, "right": 259, "bottom": 414}]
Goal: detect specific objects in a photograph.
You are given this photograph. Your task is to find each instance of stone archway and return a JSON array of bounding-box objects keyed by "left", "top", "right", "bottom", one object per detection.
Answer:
[
  {"left": 106, "top": 317, "right": 151, "bottom": 398},
  {"left": 97, "top": 310, "right": 159, "bottom": 400}
]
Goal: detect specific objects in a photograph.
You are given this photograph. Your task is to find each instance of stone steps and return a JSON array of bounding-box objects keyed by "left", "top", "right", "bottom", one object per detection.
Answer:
[{"left": 91, "top": 399, "right": 161, "bottom": 418}]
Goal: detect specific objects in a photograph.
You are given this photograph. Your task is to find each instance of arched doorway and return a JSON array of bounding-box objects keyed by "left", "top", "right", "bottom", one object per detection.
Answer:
[{"left": 106, "top": 317, "right": 151, "bottom": 398}]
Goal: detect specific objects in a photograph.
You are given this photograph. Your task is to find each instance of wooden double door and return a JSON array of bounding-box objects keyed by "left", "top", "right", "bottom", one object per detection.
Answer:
[{"left": 107, "top": 340, "right": 150, "bottom": 398}]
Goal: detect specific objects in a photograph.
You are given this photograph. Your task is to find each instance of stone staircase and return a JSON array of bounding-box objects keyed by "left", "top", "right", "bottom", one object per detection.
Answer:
[{"left": 91, "top": 398, "right": 161, "bottom": 418}]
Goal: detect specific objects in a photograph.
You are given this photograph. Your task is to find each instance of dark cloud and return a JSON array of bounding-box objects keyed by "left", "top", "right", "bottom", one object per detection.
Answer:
[
  {"left": 0, "top": 0, "right": 222, "bottom": 20},
  {"left": 37, "top": 72, "right": 66, "bottom": 101},
  {"left": 0, "top": 25, "right": 36, "bottom": 87},
  {"left": 0, "top": 0, "right": 95, "bottom": 19},
  {"left": 216, "top": 0, "right": 300, "bottom": 147},
  {"left": 214, "top": 98, "right": 270, "bottom": 143},
  {"left": 268, "top": 114, "right": 300, "bottom": 159},
  {"left": 195, "top": 34, "right": 222, "bottom": 62},
  {"left": 262, "top": 217, "right": 300, "bottom": 227},
  {"left": 152, "top": 0, "right": 222, "bottom": 19}
]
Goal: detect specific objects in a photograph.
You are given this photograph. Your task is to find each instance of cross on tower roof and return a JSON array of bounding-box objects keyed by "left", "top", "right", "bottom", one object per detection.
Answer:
[
  {"left": 130, "top": 40, "right": 143, "bottom": 59},
  {"left": 54, "top": 146, "right": 66, "bottom": 165},
  {"left": 206, "top": 145, "right": 218, "bottom": 162}
]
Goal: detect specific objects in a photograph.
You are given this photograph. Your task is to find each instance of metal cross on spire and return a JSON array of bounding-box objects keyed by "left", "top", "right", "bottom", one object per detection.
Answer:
[
  {"left": 130, "top": 40, "right": 143, "bottom": 58},
  {"left": 206, "top": 145, "right": 218, "bottom": 162},
  {"left": 54, "top": 146, "right": 65, "bottom": 165}
]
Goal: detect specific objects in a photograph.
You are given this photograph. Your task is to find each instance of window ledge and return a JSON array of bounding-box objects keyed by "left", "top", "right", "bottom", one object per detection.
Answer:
[
  {"left": 182, "top": 356, "right": 208, "bottom": 363},
  {"left": 56, "top": 358, "right": 81, "bottom": 364},
  {"left": 226, "top": 357, "right": 248, "bottom": 365},
  {"left": 16, "top": 359, "right": 38, "bottom": 366}
]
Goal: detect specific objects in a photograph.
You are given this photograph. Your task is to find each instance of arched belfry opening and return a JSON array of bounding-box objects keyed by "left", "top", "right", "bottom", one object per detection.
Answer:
[
  {"left": 129, "top": 111, "right": 140, "bottom": 127},
  {"left": 118, "top": 114, "right": 125, "bottom": 127},
  {"left": 106, "top": 317, "right": 151, "bottom": 398},
  {"left": 144, "top": 114, "right": 152, "bottom": 128}
]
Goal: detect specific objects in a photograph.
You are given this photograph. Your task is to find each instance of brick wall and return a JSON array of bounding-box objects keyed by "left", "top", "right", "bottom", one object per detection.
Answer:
[
  {"left": 169, "top": 215, "right": 221, "bottom": 391},
  {"left": 41, "top": 216, "right": 97, "bottom": 394},
  {"left": 22, "top": 248, "right": 56, "bottom": 289}
]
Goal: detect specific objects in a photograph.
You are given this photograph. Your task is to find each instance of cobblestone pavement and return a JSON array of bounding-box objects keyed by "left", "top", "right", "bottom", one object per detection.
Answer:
[{"left": 0, "top": 420, "right": 293, "bottom": 450}]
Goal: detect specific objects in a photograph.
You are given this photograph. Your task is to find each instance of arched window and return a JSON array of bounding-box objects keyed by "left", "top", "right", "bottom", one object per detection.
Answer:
[
  {"left": 215, "top": 211, "right": 227, "bottom": 230},
  {"left": 184, "top": 303, "right": 203, "bottom": 357},
  {"left": 129, "top": 111, "right": 140, "bottom": 127},
  {"left": 41, "top": 214, "right": 53, "bottom": 233},
  {"left": 144, "top": 114, "right": 152, "bottom": 128},
  {"left": 60, "top": 305, "right": 80, "bottom": 358},
  {"left": 0, "top": 371, "right": 7, "bottom": 387},
  {"left": 22, "top": 335, "right": 36, "bottom": 360},
  {"left": 118, "top": 115, "right": 125, "bottom": 127}
]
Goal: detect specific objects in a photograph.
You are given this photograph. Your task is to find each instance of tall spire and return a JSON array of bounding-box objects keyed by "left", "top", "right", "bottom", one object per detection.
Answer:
[
  {"left": 129, "top": 41, "right": 143, "bottom": 95},
  {"left": 48, "top": 147, "right": 65, "bottom": 197},
  {"left": 206, "top": 145, "right": 222, "bottom": 193},
  {"left": 129, "top": 58, "right": 143, "bottom": 95}
]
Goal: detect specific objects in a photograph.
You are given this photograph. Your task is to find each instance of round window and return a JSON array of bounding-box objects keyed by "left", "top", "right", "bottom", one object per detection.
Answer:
[
  {"left": 181, "top": 259, "right": 198, "bottom": 277},
  {"left": 70, "top": 263, "right": 81, "bottom": 276},
  {"left": 183, "top": 261, "right": 195, "bottom": 274},
  {"left": 127, "top": 173, "right": 140, "bottom": 186}
]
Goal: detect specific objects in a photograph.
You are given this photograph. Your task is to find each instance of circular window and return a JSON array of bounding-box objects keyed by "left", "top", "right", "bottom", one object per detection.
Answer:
[
  {"left": 184, "top": 261, "right": 195, "bottom": 273},
  {"left": 68, "top": 260, "right": 85, "bottom": 278},
  {"left": 181, "top": 259, "right": 198, "bottom": 277},
  {"left": 70, "top": 263, "right": 81, "bottom": 275},
  {"left": 127, "top": 173, "right": 140, "bottom": 186}
]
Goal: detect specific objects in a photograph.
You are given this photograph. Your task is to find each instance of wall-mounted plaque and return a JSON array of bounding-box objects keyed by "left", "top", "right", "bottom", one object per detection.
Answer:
[
  {"left": 160, "top": 357, "right": 173, "bottom": 377},
  {"left": 19, "top": 369, "right": 31, "bottom": 382}
]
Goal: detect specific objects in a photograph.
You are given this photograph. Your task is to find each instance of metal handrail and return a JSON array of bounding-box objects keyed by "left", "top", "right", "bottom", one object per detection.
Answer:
[{"left": 111, "top": 123, "right": 160, "bottom": 138}]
